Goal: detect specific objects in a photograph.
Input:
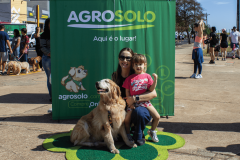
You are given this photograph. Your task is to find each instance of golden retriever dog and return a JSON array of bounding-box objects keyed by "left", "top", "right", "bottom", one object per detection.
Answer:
[
  {"left": 28, "top": 56, "right": 42, "bottom": 71},
  {"left": 7, "top": 61, "right": 21, "bottom": 75},
  {"left": 61, "top": 66, "right": 88, "bottom": 93},
  {"left": 19, "top": 62, "right": 30, "bottom": 74},
  {"left": 70, "top": 79, "right": 137, "bottom": 154}
]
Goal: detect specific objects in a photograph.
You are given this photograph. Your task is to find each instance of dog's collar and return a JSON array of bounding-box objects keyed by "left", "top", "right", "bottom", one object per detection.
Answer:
[
  {"left": 108, "top": 111, "right": 113, "bottom": 128},
  {"left": 68, "top": 75, "right": 82, "bottom": 87}
]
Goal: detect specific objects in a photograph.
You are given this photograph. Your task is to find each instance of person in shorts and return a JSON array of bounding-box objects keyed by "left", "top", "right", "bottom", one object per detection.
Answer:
[
  {"left": 209, "top": 26, "right": 217, "bottom": 64},
  {"left": 0, "top": 25, "right": 12, "bottom": 75},
  {"left": 220, "top": 28, "right": 228, "bottom": 61},
  {"left": 229, "top": 26, "right": 240, "bottom": 59}
]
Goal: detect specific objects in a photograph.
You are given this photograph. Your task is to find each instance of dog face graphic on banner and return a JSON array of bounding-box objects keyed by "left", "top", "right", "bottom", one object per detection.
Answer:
[{"left": 61, "top": 66, "right": 88, "bottom": 93}]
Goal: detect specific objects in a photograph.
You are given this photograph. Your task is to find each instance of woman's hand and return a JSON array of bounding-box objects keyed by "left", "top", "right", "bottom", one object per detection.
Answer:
[
  {"left": 129, "top": 104, "right": 135, "bottom": 110},
  {"left": 124, "top": 96, "right": 135, "bottom": 106}
]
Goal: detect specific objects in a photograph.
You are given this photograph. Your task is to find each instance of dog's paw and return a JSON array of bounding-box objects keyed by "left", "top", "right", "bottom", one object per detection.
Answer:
[
  {"left": 127, "top": 142, "right": 137, "bottom": 148},
  {"left": 110, "top": 149, "right": 120, "bottom": 154},
  {"left": 133, "top": 143, "right": 137, "bottom": 148}
]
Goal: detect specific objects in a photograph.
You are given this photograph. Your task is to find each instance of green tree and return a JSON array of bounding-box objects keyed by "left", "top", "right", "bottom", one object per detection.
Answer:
[
  {"left": 203, "top": 24, "right": 211, "bottom": 36},
  {"left": 176, "top": 0, "right": 205, "bottom": 44}
]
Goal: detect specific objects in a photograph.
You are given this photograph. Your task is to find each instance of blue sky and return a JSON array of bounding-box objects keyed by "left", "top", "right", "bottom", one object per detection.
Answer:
[{"left": 196, "top": 0, "right": 237, "bottom": 33}]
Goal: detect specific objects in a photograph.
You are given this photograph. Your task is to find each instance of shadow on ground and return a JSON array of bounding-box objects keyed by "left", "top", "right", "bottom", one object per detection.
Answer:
[
  {"left": 0, "top": 93, "right": 50, "bottom": 104},
  {"left": 158, "top": 122, "right": 240, "bottom": 134},
  {"left": 206, "top": 144, "right": 240, "bottom": 155},
  {"left": 0, "top": 114, "right": 78, "bottom": 124},
  {"left": 177, "top": 62, "right": 194, "bottom": 64},
  {"left": 175, "top": 77, "right": 188, "bottom": 79}
]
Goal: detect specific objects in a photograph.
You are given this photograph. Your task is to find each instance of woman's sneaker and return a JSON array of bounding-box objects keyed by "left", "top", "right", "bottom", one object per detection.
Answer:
[
  {"left": 190, "top": 73, "right": 196, "bottom": 78},
  {"left": 147, "top": 129, "right": 159, "bottom": 142},
  {"left": 195, "top": 74, "right": 202, "bottom": 79},
  {"left": 127, "top": 134, "right": 134, "bottom": 143}
]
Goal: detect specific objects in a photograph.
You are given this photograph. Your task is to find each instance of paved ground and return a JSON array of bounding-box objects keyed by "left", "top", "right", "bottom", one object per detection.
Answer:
[{"left": 0, "top": 44, "right": 240, "bottom": 160}]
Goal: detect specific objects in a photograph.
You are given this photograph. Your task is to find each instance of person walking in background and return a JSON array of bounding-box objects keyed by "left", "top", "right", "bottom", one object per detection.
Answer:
[
  {"left": 190, "top": 20, "right": 204, "bottom": 79},
  {"left": 34, "top": 27, "right": 43, "bottom": 70},
  {"left": 0, "top": 25, "right": 12, "bottom": 75},
  {"left": 229, "top": 26, "right": 240, "bottom": 59},
  {"left": 180, "top": 34, "right": 182, "bottom": 42},
  {"left": 40, "top": 18, "right": 52, "bottom": 108},
  {"left": 20, "top": 28, "right": 29, "bottom": 62},
  {"left": 209, "top": 27, "right": 217, "bottom": 64},
  {"left": 220, "top": 28, "right": 228, "bottom": 61},
  {"left": 203, "top": 33, "right": 207, "bottom": 49},
  {"left": 11, "top": 29, "right": 21, "bottom": 60}
]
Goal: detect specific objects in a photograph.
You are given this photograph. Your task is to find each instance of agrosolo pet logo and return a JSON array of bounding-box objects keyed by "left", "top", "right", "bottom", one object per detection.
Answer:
[{"left": 67, "top": 10, "right": 156, "bottom": 30}]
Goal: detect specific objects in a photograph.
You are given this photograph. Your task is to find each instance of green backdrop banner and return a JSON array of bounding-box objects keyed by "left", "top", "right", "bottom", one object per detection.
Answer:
[{"left": 50, "top": 0, "right": 176, "bottom": 120}]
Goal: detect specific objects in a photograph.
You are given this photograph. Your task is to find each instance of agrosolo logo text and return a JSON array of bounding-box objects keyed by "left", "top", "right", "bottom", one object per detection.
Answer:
[{"left": 67, "top": 10, "right": 156, "bottom": 30}]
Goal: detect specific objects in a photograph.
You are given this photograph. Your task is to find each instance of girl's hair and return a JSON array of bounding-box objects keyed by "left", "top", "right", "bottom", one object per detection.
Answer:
[
  {"left": 21, "top": 28, "right": 27, "bottom": 33},
  {"left": 14, "top": 29, "right": 20, "bottom": 37},
  {"left": 132, "top": 54, "right": 147, "bottom": 64},
  {"left": 194, "top": 23, "right": 199, "bottom": 28},
  {"left": 212, "top": 26, "right": 216, "bottom": 32},
  {"left": 112, "top": 48, "right": 135, "bottom": 85},
  {"left": 41, "top": 18, "right": 50, "bottom": 39},
  {"left": 132, "top": 54, "right": 147, "bottom": 72},
  {"left": 194, "top": 22, "right": 204, "bottom": 31}
]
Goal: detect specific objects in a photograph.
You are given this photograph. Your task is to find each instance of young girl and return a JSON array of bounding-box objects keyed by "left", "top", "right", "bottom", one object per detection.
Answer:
[
  {"left": 122, "top": 54, "right": 160, "bottom": 143},
  {"left": 190, "top": 19, "right": 204, "bottom": 79}
]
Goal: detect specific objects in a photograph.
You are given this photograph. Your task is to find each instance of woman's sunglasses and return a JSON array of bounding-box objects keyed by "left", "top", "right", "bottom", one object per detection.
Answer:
[{"left": 119, "top": 56, "right": 132, "bottom": 61}]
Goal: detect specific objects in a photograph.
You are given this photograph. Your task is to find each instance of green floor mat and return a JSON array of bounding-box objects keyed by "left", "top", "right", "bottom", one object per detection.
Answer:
[{"left": 43, "top": 126, "right": 185, "bottom": 160}]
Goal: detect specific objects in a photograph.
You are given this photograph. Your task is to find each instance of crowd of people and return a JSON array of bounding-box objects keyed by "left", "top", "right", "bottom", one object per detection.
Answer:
[
  {"left": 0, "top": 18, "right": 51, "bottom": 103},
  {"left": 203, "top": 26, "right": 240, "bottom": 64},
  {"left": 189, "top": 19, "right": 240, "bottom": 79}
]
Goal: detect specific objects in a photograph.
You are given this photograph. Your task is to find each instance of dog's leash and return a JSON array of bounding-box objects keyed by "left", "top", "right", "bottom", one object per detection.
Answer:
[
  {"left": 9, "top": 53, "right": 18, "bottom": 61},
  {"left": 108, "top": 111, "right": 113, "bottom": 128},
  {"left": 17, "top": 53, "right": 25, "bottom": 61}
]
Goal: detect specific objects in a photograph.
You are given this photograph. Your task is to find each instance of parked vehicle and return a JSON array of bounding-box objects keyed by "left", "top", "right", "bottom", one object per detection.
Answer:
[{"left": 27, "top": 32, "right": 36, "bottom": 48}]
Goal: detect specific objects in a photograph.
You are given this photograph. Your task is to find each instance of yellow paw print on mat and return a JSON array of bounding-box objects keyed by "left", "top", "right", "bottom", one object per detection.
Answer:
[{"left": 43, "top": 126, "right": 185, "bottom": 160}]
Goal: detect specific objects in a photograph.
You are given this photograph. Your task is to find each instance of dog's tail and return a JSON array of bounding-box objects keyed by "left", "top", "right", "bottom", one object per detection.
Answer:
[{"left": 61, "top": 75, "right": 69, "bottom": 86}]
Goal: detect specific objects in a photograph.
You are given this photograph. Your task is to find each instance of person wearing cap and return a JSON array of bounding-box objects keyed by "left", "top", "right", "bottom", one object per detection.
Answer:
[
  {"left": 220, "top": 28, "right": 228, "bottom": 61},
  {"left": 229, "top": 26, "right": 240, "bottom": 59}
]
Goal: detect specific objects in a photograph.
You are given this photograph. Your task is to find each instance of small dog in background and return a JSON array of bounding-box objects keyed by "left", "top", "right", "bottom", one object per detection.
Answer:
[
  {"left": 28, "top": 56, "right": 42, "bottom": 71},
  {"left": 7, "top": 61, "right": 21, "bottom": 75},
  {"left": 19, "top": 62, "right": 30, "bottom": 74}
]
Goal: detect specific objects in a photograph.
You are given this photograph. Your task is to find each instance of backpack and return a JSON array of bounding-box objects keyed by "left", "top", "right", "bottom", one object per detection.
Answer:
[{"left": 212, "top": 33, "right": 219, "bottom": 44}]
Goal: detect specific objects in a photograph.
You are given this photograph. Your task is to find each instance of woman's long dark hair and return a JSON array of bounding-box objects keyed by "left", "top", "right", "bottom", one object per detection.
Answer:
[
  {"left": 41, "top": 18, "right": 50, "bottom": 39},
  {"left": 112, "top": 48, "right": 135, "bottom": 85},
  {"left": 14, "top": 29, "right": 20, "bottom": 37}
]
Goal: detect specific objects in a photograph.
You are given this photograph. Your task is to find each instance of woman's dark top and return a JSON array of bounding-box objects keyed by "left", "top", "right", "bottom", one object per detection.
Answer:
[
  {"left": 118, "top": 75, "right": 127, "bottom": 98},
  {"left": 210, "top": 32, "right": 217, "bottom": 46},
  {"left": 220, "top": 33, "right": 228, "bottom": 48}
]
